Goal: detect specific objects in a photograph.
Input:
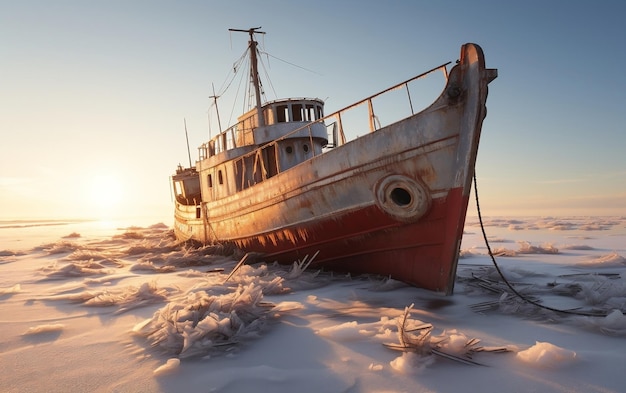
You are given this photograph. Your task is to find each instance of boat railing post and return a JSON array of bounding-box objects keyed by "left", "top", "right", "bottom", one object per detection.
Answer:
[
  {"left": 239, "top": 157, "right": 245, "bottom": 190},
  {"left": 230, "top": 126, "right": 237, "bottom": 149},
  {"left": 325, "top": 122, "right": 335, "bottom": 148},
  {"left": 256, "top": 147, "right": 268, "bottom": 180},
  {"left": 405, "top": 82, "right": 414, "bottom": 115},
  {"left": 254, "top": 145, "right": 265, "bottom": 179},
  {"left": 273, "top": 142, "right": 280, "bottom": 174},
  {"left": 337, "top": 112, "right": 345, "bottom": 146},
  {"left": 307, "top": 124, "right": 315, "bottom": 156},
  {"left": 367, "top": 98, "right": 376, "bottom": 132}
]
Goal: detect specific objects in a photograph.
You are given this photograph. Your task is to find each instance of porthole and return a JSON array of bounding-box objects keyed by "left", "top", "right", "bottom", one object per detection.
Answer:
[
  {"left": 286, "top": 146, "right": 293, "bottom": 154},
  {"left": 390, "top": 187, "right": 411, "bottom": 206},
  {"left": 373, "top": 175, "right": 431, "bottom": 222},
  {"left": 303, "top": 144, "right": 309, "bottom": 153}
]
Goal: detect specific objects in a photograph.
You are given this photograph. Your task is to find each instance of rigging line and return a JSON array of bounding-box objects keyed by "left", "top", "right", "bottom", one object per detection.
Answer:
[
  {"left": 473, "top": 171, "right": 608, "bottom": 318},
  {"left": 237, "top": 56, "right": 250, "bottom": 120},
  {"left": 226, "top": 55, "right": 249, "bottom": 128},
  {"left": 257, "top": 51, "right": 277, "bottom": 100},
  {"left": 259, "top": 51, "right": 323, "bottom": 76},
  {"left": 245, "top": 56, "right": 253, "bottom": 112},
  {"left": 250, "top": 77, "right": 261, "bottom": 110},
  {"left": 217, "top": 48, "right": 248, "bottom": 97}
]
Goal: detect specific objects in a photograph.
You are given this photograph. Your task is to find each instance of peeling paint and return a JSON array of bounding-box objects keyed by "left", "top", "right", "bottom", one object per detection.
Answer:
[{"left": 172, "top": 43, "right": 496, "bottom": 294}]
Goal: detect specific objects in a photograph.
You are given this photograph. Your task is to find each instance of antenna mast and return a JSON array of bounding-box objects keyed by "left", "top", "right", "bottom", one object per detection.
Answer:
[
  {"left": 228, "top": 27, "right": 266, "bottom": 127},
  {"left": 184, "top": 118, "right": 192, "bottom": 168},
  {"left": 209, "top": 82, "right": 222, "bottom": 138}
]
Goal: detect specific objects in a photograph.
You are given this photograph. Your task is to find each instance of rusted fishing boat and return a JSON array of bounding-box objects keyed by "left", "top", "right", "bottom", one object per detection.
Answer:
[{"left": 172, "top": 28, "right": 497, "bottom": 294}]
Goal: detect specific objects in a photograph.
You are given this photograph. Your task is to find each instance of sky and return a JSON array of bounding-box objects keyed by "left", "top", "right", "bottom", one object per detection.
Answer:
[{"left": 1, "top": 0, "right": 625, "bottom": 221}]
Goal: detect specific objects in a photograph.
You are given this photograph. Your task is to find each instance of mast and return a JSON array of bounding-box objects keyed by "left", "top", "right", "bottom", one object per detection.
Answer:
[
  {"left": 209, "top": 82, "right": 222, "bottom": 138},
  {"left": 184, "top": 118, "right": 192, "bottom": 168},
  {"left": 229, "top": 27, "right": 266, "bottom": 127}
]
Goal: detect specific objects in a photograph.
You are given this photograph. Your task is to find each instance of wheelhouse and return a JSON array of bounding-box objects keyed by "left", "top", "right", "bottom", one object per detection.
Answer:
[{"left": 196, "top": 98, "right": 327, "bottom": 201}]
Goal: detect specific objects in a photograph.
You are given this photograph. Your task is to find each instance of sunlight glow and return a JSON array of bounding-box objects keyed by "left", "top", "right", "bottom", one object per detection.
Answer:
[{"left": 88, "top": 174, "right": 124, "bottom": 217}]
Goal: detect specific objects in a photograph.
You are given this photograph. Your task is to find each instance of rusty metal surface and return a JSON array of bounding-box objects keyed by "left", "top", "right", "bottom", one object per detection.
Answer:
[{"left": 173, "top": 43, "right": 496, "bottom": 293}]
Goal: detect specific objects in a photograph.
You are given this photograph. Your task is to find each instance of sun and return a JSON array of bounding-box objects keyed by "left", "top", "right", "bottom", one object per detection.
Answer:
[{"left": 88, "top": 174, "right": 124, "bottom": 212}]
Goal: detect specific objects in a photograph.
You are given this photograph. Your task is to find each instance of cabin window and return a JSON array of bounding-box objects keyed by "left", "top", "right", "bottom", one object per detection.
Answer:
[
  {"left": 317, "top": 105, "right": 323, "bottom": 119},
  {"left": 292, "top": 104, "right": 303, "bottom": 121},
  {"left": 218, "top": 170, "right": 223, "bottom": 185},
  {"left": 276, "top": 105, "right": 288, "bottom": 122},
  {"left": 305, "top": 105, "right": 315, "bottom": 121},
  {"left": 285, "top": 145, "right": 293, "bottom": 154},
  {"left": 174, "top": 181, "right": 183, "bottom": 196},
  {"left": 207, "top": 174, "right": 213, "bottom": 188}
]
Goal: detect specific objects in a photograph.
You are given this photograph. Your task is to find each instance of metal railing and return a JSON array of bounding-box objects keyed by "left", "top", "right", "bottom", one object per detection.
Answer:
[
  {"left": 199, "top": 61, "right": 450, "bottom": 163},
  {"left": 324, "top": 61, "right": 450, "bottom": 146}
]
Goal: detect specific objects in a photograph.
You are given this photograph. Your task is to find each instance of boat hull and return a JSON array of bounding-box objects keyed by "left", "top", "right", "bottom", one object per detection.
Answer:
[
  {"left": 173, "top": 43, "right": 495, "bottom": 294},
  {"left": 241, "top": 187, "right": 468, "bottom": 293}
]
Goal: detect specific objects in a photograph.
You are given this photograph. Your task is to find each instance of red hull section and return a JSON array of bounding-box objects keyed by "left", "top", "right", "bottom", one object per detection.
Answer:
[{"left": 232, "top": 187, "right": 468, "bottom": 294}]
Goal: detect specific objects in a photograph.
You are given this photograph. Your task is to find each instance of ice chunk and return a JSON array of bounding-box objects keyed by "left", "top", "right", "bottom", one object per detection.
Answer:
[
  {"left": 517, "top": 341, "right": 576, "bottom": 368},
  {"left": 153, "top": 358, "right": 180, "bottom": 376},
  {"left": 23, "top": 323, "right": 65, "bottom": 335}
]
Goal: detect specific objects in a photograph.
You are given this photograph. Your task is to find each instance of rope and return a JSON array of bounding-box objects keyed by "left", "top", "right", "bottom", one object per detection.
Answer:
[
  {"left": 216, "top": 47, "right": 248, "bottom": 97},
  {"left": 259, "top": 51, "right": 323, "bottom": 76},
  {"left": 472, "top": 171, "right": 608, "bottom": 317},
  {"left": 258, "top": 52, "right": 277, "bottom": 100}
]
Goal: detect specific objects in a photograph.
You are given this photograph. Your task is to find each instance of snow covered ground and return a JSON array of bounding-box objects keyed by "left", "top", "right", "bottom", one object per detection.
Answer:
[{"left": 1, "top": 216, "right": 625, "bottom": 392}]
